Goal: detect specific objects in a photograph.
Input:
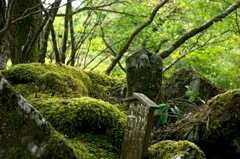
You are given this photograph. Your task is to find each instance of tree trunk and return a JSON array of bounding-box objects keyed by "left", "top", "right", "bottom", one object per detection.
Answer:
[
  {"left": 50, "top": 25, "right": 60, "bottom": 64},
  {"left": 38, "top": 0, "right": 62, "bottom": 63},
  {"left": 60, "top": 2, "right": 70, "bottom": 64},
  {"left": 67, "top": 1, "right": 76, "bottom": 66},
  {"left": 9, "top": 0, "right": 39, "bottom": 65},
  {"left": 0, "top": 0, "right": 8, "bottom": 70}
]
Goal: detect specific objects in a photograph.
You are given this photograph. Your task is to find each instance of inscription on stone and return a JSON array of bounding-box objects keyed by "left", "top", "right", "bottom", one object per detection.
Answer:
[{"left": 121, "top": 93, "right": 158, "bottom": 159}]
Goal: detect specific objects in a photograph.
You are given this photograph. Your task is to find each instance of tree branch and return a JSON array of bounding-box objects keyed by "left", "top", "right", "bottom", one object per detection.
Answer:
[
  {"left": 163, "top": 30, "right": 229, "bottom": 73},
  {"left": 100, "top": 25, "right": 126, "bottom": 72},
  {"left": 158, "top": 2, "right": 240, "bottom": 59},
  {"left": 105, "top": 0, "right": 169, "bottom": 75},
  {"left": 0, "top": 0, "right": 14, "bottom": 40}
]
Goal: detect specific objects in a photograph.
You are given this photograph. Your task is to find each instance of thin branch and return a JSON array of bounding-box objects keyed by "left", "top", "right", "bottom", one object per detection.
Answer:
[
  {"left": 0, "top": 0, "right": 14, "bottom": 39},
  {"left": 100, "top": 25, "right": 126, "bottom": 72},
  {"left": 163, "top": 30, "right": 229, "bottom": 73},
  {"left": 84, "top": 38, "right": 127, "bottom": 69},
  {"left": 159, "top": 2, "right": 240, "bottom": 59},
  {"left": 105, "top": 0, "right": 169, "bottom": 75}
]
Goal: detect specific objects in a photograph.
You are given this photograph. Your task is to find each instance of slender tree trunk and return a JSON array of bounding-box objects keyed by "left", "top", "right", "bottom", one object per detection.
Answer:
[
  {"left": 38, "top": 0, "right": 62, "bottom": 63},
  {"left": 60, "top": 1, "right": 70, "bottom": 64},
  {"left": 67, "top": 1, "right": 76, "bottom": 66},
  {"left": 9, "top": 0, "right": 39, "bottom": 65},
  {"left": 50, "top": 25, "right": 60, "bottom": 64}
]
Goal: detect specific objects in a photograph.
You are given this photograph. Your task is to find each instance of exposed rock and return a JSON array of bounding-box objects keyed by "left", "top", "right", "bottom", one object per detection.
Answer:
[
  {"left": 0, "top": 75, "right": 77, "bottom": 159},
  {"left": 162, "top": 67, "right": 225, "bottom": 107},
  {"left": 148, "top": 140, "right": 205, "bottom": 159}
]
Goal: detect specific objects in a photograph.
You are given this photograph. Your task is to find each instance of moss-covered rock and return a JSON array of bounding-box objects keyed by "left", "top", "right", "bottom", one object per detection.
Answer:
[
  {"left": 148, "top": 140, "right": 205, "bottom": 159},
  {"left": 157, "top": 89, "right": 240, "bottom": 158},
  {"left": 29, "top": 97, "right": 126, "bottom": 147},
  {"left": 68, "top": 133, "right": 120, "bottom": 159},
  {"left": 0, "top": 75, "right": 81, "bottom": 159},
  {"left": 86, "top": 71, "right": 124, "bottom": 104},
  {"left": 2, "top": 63, "right": 91, "bottom": 98},
  {"left": 162, "top": 67, "right": 225, "bottom": 107}
]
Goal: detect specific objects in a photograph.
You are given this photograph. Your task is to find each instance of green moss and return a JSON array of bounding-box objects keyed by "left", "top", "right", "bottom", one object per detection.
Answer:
[
  {"left": 2, "top": 63, "right": 92, "bottom": 98},
  {"left": 14, "top": 83, "right": 37, "bottom": 98},
  {"left": 148, "top": 140, "right": 205, "bottom": 159},
  {"left": 203, "top": 89, "right": 240, "bottom": 140},
  {"left": 67, "top": 133, "right": 120, "bottom": 159},
  {"left": 86, "top": 71, "right": 124, "bottom": 103},
  {"left": 29, "top": 97, "right": 126, "bottom": 147}
]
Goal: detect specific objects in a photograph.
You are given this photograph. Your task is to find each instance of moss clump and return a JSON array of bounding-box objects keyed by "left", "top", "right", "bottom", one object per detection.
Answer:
[
  {"left": 29, "top": 97, "right": 126, "bottom": 147},
  {"left": 67, "top": 133, "right": 120, "bottom": 159},
  {"left": 86, "top": 71, "right": 124, "bottom": 103},
  {"left": 2, "top": 63, "right": 91, "bottom": 98},
  {"left": 148, "top": 140, "right": 205, "bottom": 159}
]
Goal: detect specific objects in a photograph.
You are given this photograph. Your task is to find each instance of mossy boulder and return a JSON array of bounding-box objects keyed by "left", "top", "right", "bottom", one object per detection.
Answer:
[
  {"left": 148, "top": 140, "right": 205, "bottom": 159},
  {"left": 162, "top": 67, "right": 225, "bottom": 107},
  {"left": 160, "top": 89, "right": 240, "bottom": 158},
  {"left": 2, "top": 63, "right": 91, "bottom": 98},
  {"left": 86, "top": 71, "right": 124, "bottom": 104},
  {"left": 0, "top": 76, "right": 80, "bottom": 159},
  {"left": 29, "top": 97, "right": 126, "bottom": 147}
]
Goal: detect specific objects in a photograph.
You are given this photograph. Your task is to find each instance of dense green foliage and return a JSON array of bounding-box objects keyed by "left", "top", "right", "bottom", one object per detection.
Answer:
[{"left": 52, "top": 0, "right": 240, "bottom": 89}]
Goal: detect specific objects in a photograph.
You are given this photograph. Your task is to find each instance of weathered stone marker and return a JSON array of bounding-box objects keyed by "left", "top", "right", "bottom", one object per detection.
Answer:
[
  {"left": 120, "top": 92, "right": 158, "bottom": 159},
  {"left": 126, "top": 48, "right": 163, "bottom": 103}
]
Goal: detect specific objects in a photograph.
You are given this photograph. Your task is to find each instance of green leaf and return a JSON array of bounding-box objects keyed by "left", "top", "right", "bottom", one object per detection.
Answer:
[
  {"left": 186, "top": 90, "right": 194, "bottom": 97},
  {"left": 189, "top": 96, "right": 195, "bottom": 102},
  {"left": 154, "top": 103, "right": 169, "bottom": 116},
  {"left": 171, "top": 106, "right": 183, "bottom": 118},
  {"left": 160, "top": 110, "right": 168, "bottom": 125}
]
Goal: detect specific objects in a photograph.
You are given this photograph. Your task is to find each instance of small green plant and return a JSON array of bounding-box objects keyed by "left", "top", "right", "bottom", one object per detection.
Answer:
[
  {"left": 154, "top": 103, "right": 183, "bottom": 129},
  {"left": 185, "top": 85, "right": 200, "bottom": 102}
]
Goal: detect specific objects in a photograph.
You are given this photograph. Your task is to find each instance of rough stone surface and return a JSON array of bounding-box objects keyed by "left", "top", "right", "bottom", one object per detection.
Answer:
[
  {"left": 126, "top": 48, "right": 163, "bottom": 104},
  {"left": 0, "top": 75, "right": 77, "bottom": 159},
  {"left": 162, "top": 67, "right": 225, "bottom": 105}
]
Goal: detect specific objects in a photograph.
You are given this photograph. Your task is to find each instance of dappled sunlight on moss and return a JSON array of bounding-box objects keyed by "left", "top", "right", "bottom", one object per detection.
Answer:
[
  {"left": 148, "top": 140, "right": 205, "bottom": 159},
  {"left": 2, "top": 63, "right": 91, "bottom": 98},
  {"left": 29, "top": 97, "right": 126, "bottom": 147},
  {"left": 1, "top": 63, "right": 127, "bottom": 158}
]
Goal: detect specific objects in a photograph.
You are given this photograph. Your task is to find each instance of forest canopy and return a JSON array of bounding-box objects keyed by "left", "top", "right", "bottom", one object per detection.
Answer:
[{"left": 0, "top": 0, "right": 239, "bottom": 88}]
